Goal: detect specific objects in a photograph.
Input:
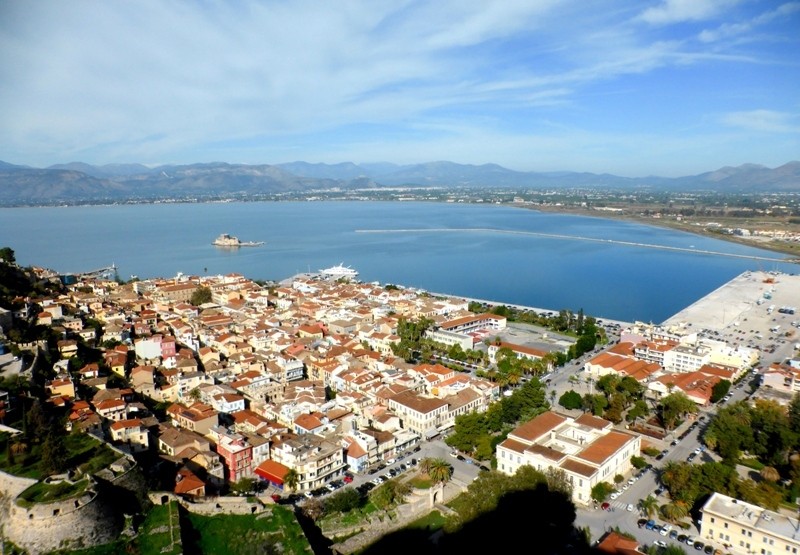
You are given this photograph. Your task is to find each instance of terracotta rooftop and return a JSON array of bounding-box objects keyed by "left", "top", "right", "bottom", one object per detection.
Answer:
[
  {"left": 577, "top": 431, "right": 634, "bottom": 465},
  {"left": 509, "top": 411, "right": 567, "bottom": 443}
]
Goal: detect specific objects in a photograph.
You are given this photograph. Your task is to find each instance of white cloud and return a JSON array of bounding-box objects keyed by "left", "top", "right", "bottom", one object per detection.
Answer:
[
  {"left": 699, "top": 2, "right": 800, "bottom": 42},
  {"left": 721, "top": 110, "right": 799, "bottom": 133},
  {"left": 639, "top": 0, "right": 741, "bottom": 25},
  {"left": 0, "top": 1, "right": 797, "bottom": 173}
]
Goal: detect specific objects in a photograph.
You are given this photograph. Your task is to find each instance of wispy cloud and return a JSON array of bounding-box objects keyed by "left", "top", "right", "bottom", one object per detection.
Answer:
[
  {"left": 699, "top": 2, "right": 800, "bottom": 42},
  {"left": 639, "top": 0, "right": 741, "bottom": 25},
  {"left": 721, "top": 110, "right": 800, "bottom": 133},
  {"left": 0, "top": 1, "right": 797, "bottom": 174}
]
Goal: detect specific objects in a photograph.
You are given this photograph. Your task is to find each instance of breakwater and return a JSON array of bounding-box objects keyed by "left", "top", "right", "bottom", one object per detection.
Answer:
[{"left": 356, "top": 228, "right": 791, "bottom": 264}]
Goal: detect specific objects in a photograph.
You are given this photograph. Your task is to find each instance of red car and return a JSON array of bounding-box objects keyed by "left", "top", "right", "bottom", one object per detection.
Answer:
[
  {"left": 271, "top": 494, "right": 281, "bottom": 502},
  {"left": 343, "top": 475, "right": 353, "bottom": 483},
  {"left": 601, "top": 502, "right": 611, "bottom": 511}
]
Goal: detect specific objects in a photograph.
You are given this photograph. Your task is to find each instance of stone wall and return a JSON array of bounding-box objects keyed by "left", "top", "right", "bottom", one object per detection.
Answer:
[
  {"left": 2, "top": 477, "right": 123, "bottom": 554},
  {"left": 149, "top": 491, "right": 267, "bottom": 516}
]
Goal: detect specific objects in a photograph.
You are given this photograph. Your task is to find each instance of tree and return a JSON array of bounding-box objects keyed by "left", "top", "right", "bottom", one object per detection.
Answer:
[
  {"left": 284, "top": 468, "right": 300, "bottom": 492},
  {"left": 558, "top": 390, "right": 583, "bottom": 410},
  {"left": 590, "top": 481, "right": 614, "bottom": 502},
  {"left": 190, "top": 286, "right": 212, "bottom": 306},
  {"left": 41, "top": 431, "right": 67, "bottom": 474},
  {"left": 639, "top": 495, "right": 658, "bottom": 518},
  {"left": 788, "top": 393, "right": 800, "bottom": 434},
  {"left": 426, "top": 458, "right": 453, "bottom": 484},
  {"left": 659, "top": 392, "right": 697, "bottom": 431},
  {"left": 661, "top": 501, "right": 689, "bottom": 523},
  {"left": 230, "top": 477, "right": 256, "bottom": 495},
  {"left": 0, "top": 247, "right": 15, "bottom": 264},
  {"left": 710, "top": 380, "right": 731, "bottom": 403},
  {"left": 760, "top": 466, "right": 780, "bottom": 482},
  {"left": 324, "top": 487, "right": 362, "bottom": 514},
  {"left": 630, "top": 455, "right": 647, "bottom": 469}
]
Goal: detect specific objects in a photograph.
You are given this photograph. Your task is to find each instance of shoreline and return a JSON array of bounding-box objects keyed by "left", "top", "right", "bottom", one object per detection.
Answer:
[{"left": 522, "top": 203, "right": 800, "bottom": 260}]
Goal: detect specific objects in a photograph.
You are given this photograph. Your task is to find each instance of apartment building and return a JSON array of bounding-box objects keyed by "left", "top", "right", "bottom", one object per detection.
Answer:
[{"left": 700, "top": 492, "right": 800, "bottom": 555}]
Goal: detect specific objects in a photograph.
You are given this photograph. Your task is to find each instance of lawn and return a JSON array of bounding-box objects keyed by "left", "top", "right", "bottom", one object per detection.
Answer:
[
  {"left": 404, "top": 510, "right": 446, "bottom": 532},
  {"left": 0, "top": 432, "right": 118, "bottom": 480},
  {"left": 16, "top": 478, "right": 89, "bottom": 507},
  {"left": 183, "top": 505, "right": 312, "bottom": 554},
  {"left": 137, "top": 501, "right": 182, "bottom": 555}
]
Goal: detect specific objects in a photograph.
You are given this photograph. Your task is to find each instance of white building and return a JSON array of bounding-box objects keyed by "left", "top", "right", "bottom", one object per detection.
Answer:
[
  {"left": 700, "top": 492, "right": 800, "bottom": 555},
  {"left": 496, "top": 411, "right": 640, "bottom": 506}
]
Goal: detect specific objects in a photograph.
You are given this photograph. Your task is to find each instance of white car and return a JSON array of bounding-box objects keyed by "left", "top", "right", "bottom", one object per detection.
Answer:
[
  {"left": 626, "top": 503, "right": 634, "bottom": 512},
  {"left": 660, "top": 525, "right": 672, "bottom": 537},
  {"left": 654, "top": 540, "right": 667, "bottom": 548},
  {"left": 610, "top": 492, "right": 619, "bottom": 500}
]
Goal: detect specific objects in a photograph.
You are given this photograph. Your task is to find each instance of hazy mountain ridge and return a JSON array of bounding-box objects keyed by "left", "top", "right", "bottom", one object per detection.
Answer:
[{"left": 0, "top": 159, "right": 798, "bottom": 205}]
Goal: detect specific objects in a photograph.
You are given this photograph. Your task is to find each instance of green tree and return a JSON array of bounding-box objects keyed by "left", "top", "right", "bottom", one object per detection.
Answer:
[
  {"left": 369, "top": 480, "right": 411, "bottom": 509},
  {"left": 41, "top": 431, "right": 67, "bottom": 475},
  {"left": 558, "top": 390, "right": 583, "bottom": 410},
  {"left": 710, "top": 380, "right": 731, "bottom": 403},
  {"left": 639, "top": 495, "right": 658, "bottom": 518},
  {"left": 788, "top": 393, "right": 800, "bottom": 434},
  {"left": 426, "top": 458, "right": 453, "bottom": 484},
  {"left": 230, "top": 477, "right": 256, "bottom": 495},
  {"left": 284, "top": 468, "right": 300, "bottom": 492},
  {"left": 660, "top": 501, "right": 689, "bottom": 523},
  {"left": 630, "top": 455, "right": 647, "bottom": 469},
  {"left": 0, "top": 247, "right": 15, "bottom": 264},
  {"left": 324, "top": 487, "right": 362, "bottom": 514},
  {"left": 190, "top": 286, "right": 212, "bottom": 306},
  {"left": 705, "top": 401, "right": 754, "bottom": 463},
  {"left": 590, "top": 481, "right": 614, "bottom": 502},
  {"left": 659, "top": 391, "right": 697, "bottom": 431}
]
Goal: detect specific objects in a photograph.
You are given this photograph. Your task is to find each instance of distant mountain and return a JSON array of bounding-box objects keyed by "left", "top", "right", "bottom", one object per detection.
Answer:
[{"left": 0, "top": 159, "right": 797, "bottom": 205}]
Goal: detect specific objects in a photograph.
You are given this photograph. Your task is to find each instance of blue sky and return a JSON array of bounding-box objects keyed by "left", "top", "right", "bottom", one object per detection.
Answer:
[{"left": 1, "top": 0, "right": 798, "bottom": 176}]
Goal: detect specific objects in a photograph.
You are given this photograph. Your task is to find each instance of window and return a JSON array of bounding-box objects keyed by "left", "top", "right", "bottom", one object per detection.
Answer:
[
  {"left": 724, "top": 522, "right": 728, "bottom": 528},
  {"left": 711, "top": 517, "right": 716, "bottom": 523}
]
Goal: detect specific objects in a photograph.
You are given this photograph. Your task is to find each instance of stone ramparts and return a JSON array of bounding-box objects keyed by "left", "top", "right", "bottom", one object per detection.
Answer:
[
  {"left": 3, "top": 476, "right": 122, "bottom": 554},
  {"left": 149, "top": 491, "right": 268, "bottom": 516}
]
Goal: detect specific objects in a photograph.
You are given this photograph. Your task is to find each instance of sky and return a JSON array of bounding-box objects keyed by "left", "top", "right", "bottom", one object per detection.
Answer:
[{"left": 1, "top": 0, "right": 799, "bottom": 177}]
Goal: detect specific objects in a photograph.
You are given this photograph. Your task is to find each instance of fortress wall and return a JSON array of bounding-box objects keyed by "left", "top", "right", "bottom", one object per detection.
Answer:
[{"left": 2, "top": 478, "right": 123, "bottom": 554}]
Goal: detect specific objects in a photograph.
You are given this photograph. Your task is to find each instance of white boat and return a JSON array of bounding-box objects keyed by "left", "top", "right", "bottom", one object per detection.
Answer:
[
  {"left": 212, "top": 233, "right": 264, "bottom": 247},
  {"left": 319, "top": 263, "right": 359, "bottom": 279}
]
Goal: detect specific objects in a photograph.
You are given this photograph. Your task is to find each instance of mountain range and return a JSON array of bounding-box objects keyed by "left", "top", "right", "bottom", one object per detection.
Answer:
[{"left": 0, "top": 159, "right": 798, "bottom": 205}]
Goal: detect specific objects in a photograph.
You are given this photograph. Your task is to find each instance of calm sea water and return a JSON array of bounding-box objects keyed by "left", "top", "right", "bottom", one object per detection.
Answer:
[{"left": 0, "top": 201, "right": 794, "bottom": 323}]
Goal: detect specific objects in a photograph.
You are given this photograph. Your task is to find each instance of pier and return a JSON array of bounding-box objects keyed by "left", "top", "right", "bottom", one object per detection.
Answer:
[
  {"left": 61, "top": 264, "right": 118, "bottom": 282},
  {"left": 355, "top": 228, "right": 793, "bottom": 264}
]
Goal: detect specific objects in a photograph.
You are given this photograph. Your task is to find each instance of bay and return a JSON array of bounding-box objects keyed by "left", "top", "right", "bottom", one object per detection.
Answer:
[{"left": 0, "top": 201, "right": 794, "bottom": 323}]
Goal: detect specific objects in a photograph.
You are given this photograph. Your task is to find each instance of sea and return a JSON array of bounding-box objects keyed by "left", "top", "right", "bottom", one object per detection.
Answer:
[{"left": 0, "top": 201, "right": 795, "bottom": 324}]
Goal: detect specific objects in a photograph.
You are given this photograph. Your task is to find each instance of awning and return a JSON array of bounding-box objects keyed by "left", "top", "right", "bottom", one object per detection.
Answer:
[
  {"left": 254, "top": 459, "right": 290, "bottom": 486},
  {"left": 424, "top": 428, "right": 439, "bottom": 439}
]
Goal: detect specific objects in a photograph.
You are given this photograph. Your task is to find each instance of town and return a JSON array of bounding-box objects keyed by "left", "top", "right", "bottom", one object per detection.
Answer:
[{"left": 1, "top": 247, "right": 800, "bottom": 555}]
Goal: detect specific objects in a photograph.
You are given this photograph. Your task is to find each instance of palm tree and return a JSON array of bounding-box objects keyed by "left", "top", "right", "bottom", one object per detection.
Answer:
[
  {"left": 425, "top": 458, "right": 453, "bottom": 484},
  {"left": 639, "top": 495, "right": 658, "bottom": 519},
  {"left": 284, "top": 468, "right": 300, "bottom": 492},
  {"left": 661, "top": 501, "right": 689, "bottom": 523},
  {"left": 418, "top": 457, "right": 435, "bottom": 475},
  {"left": 760, "top": 466, "right": 780, "bottom": 482}
]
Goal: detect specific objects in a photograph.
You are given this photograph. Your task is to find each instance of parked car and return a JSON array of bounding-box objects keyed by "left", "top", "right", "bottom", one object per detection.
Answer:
[
  {"left": 660, "top": 525, "right": 672, "bottom": 537},
  {"left": 669, "top": 530, "right": 678, "bottom": 540},
  {"left": 626, "top": 503, "right": 634, "bottom": 512},
  {"left": 694, "top": 541, "right": 705, "bottom": 551},
  {"left": 637, "top": 519, "right": 648, "bottom": 528},
  {"left": 654, "top": 540, "right": 667, "bottom": 548},
  {"left": 645, "top": 520, "right": 656, "bottom": 530}
]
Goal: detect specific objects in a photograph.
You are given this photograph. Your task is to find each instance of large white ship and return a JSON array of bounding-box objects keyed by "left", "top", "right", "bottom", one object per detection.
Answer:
[
  {"left": 319, "top": 263, "right": 359, "bottom": 279},
  {"left": 212, "top": 233, "right": 264, "bottom": 247}
]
